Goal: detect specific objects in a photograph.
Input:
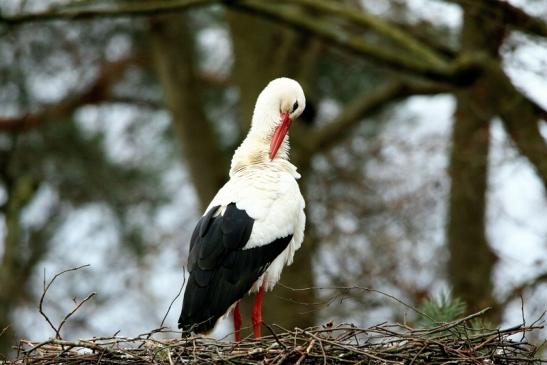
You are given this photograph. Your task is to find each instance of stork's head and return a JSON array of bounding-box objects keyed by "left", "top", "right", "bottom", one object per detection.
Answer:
[{"left": 250, "top": 77, "right": 306, "bottom": 160}]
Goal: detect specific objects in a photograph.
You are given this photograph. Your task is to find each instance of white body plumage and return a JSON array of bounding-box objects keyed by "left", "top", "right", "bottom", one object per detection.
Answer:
[{"left": 206, "top": 146, "right": 306, "bottom": 292}]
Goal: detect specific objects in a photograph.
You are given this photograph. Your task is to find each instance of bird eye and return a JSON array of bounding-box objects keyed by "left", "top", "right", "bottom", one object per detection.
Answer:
[{"left": 292, "top": 101, "right": 299, "bottom": 112}]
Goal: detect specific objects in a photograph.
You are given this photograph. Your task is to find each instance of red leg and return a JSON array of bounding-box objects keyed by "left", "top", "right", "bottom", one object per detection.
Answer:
[
  {"left": 233, "top": 302, "right": 242, "bottom": 342},
  {"left": 251, "top": 286, "right": 264, "bottom": 338}
]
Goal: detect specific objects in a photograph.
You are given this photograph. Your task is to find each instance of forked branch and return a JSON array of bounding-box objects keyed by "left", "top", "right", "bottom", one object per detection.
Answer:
[{"left": 39, "top": 264, "right": 94, "bottom": 339}]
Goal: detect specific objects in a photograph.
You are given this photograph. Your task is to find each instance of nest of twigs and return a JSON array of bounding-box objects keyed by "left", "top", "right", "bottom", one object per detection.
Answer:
[{"left": 10, "top": 310, "right": 546, "bottom": 364}]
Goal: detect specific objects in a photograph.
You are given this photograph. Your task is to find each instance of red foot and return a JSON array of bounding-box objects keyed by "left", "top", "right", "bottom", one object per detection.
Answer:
[
  {"left": 233, "top": 302, "right": 242, "bottom": 342},
  {"left": 251, "top": 286, "right": 264, "bottom": 338}
]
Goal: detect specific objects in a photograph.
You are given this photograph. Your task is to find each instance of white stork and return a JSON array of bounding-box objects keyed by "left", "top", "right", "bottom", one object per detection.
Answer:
[{"left": 178, "top": 77, "right": 306, "bottom": 341}]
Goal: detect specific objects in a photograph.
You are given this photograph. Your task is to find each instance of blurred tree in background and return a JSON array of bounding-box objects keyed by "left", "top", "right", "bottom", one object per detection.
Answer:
[{"left": 0, "top": 0, "right": 546, "bottom": 357}]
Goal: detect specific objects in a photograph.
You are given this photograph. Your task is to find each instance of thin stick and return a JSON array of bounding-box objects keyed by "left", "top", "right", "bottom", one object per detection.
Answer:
[
  {"left": 0, "top": 325, "right": 9, "bottom": 339},
  {"left": 57, "top": 292, "right": 96, "bottom": 337},
  {"left": 278, "top": 283, "right": 437, "bottom": 323},
  {"left": 520, "top": 294, "right": 526, "bottom": 342},
  {"left": 263, "top": 321, "right": 287, "bottom": 350},
  {"left": 39, "top": 264, "right": 90, "bottom": 339},
  {"left": 160, "top": 267, "right": 186, "bottom": 329},
  {"left": 295, "top": 339, "right": 315, "bottom": 365}
]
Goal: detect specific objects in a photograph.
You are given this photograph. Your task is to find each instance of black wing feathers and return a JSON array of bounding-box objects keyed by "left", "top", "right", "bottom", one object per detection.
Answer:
[
  {"left": 221, "top": 206, "right": 254, "bottom": 250},
  {"left": 179, "top": 203, "right": 292, "bottom": 334},
  {"left": 187, "top": 205, "right": 219, "bottom": 271}
]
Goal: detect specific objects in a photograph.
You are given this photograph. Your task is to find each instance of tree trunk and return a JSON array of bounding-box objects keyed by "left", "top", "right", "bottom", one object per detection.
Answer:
[
  {"left": 0, "top": 175, "right": 37, "bottom": 357},
  {"left": 447, "top": 2, "right": 504, "bottom": 322},
  {"left": 448, "top": 89, "right": 497, "bottom": 317},
  {"left": 148, "top": 14, "right": 228, "bottom": 210}
]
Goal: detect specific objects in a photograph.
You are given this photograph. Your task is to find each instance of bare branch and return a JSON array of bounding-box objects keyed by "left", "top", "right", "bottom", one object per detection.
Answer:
[
  {"left": 160, "top": 268, "right": 186, "bottom": 329},
  {"left": 105, "top": 97, "right": 163, "bottom": 109},
  {"left": 1, "top": 0, "right": 483, "bottom": 84},
  {"left": 482, "top": 63, "right": 547, "bottom": 190},
  {"left": 388, "top": 19, "right": 458, "bottom": 59},
  {"left": 278, "top": 282, "right": 441, "bottom": 325},
  {"left": 0, "top": 56, "right": 137, "bottom": 132},
  {"left": 39, "top": 264, "right": 91, "bottom": 339},
  {"left": 0, "top": 326, "right": 9, "bottom": 339},
  {"left": 56, "top": 293, "right": 96, "bottom": 337},
  {"left": 0, "top": 0, "right": 214, "bottom": 25},
  {"left": 502, "top": 271, "right": 547, "bottom": 307},
  {"left": 500, "top": 1, "right": 547, "bottom": 38},
  {"left": 293, "top": 78, "right": 453, "bottom": 156},
  {"left": 230, "top": 1, "right": 461, "bottom": 82},
  {"left": 0, "top": 64, "right": 228, "bottom": 130},
  {"left": 448, "top": 0, "right": 547, "bottom": 38},
  {"left": 502, "top": 115, "right": 547, "bottom": 191},
  {"left": 279, "top": 0, "right": 449, "bottom": 69}
]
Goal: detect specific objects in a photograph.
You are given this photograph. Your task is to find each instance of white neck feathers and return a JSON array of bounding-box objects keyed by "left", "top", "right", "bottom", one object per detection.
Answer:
[
  {"left": 229, "top": 77, "right": 305, "bottom": 178},
  {"left": 229, "top": 131, "right": 291, "bottom": 177}
]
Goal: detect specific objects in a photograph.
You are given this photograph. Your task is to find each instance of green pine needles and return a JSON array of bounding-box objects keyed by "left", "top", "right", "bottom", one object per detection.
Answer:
[
  {"left": 417, "top": 290, "right": 467, "bottom": 326},
  {"left": 417, "top": 290, "right": 496, "bottom": 333}
]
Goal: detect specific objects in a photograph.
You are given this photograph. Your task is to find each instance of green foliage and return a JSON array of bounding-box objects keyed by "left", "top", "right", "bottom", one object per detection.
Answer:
[
  {"left": 416, "top": 292, "right": 499, "bottom": 336},
  {"left": 469, "top": 317, "right": 496, "bottom": 334},
  {"left": 416, "top": 290, "right": 466, "bottom": 327}
]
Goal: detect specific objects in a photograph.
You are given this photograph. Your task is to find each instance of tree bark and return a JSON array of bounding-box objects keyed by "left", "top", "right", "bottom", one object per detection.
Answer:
[
  {"left": 447, "top": 3, "right": 504, "bottom": 322},
  {"left": 448, "top": 89, "right": 497, "bottom": 318},
  {"left": 148, "top": 14, "right": 228, "bottom": 209},
  {"left": 0, "top": 174, "right": 38, "bottom": 356}
]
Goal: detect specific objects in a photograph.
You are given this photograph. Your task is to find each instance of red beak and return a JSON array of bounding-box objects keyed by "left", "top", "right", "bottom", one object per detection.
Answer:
[{"left": 269, "top": 113, "right": 292, "bottom": 160}]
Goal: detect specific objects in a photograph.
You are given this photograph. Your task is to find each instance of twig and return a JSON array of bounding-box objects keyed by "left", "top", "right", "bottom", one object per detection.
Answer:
[
  {"left": 57, "top": 292, "right": 96, "bottom": 337},
  {"left": 295, "top": 339, "right": 315, "bottom": 365},
  {"left": 278, "top": 283, "right": 438, "bottom": 324},
  {"left": 263, "top": 321, "right": 287, "bottom": 350},
  {"left": 160, "top": 267, "right": 186, "bottom": 329},
  {"left": 520, "top": 294, "right": 526, "bottom": 342},
  {"left": 39, "top": 264, "right": 90, "bottom": 339}
]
